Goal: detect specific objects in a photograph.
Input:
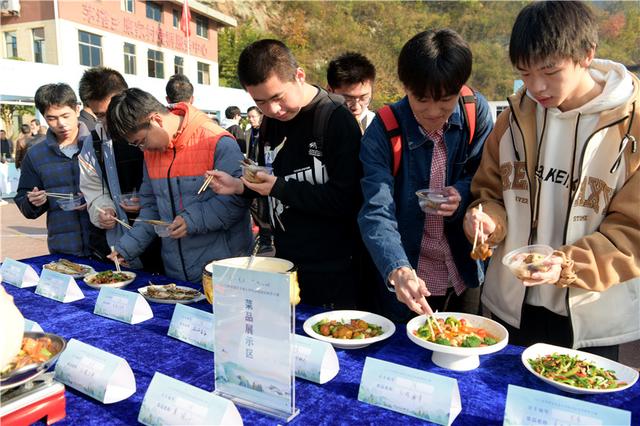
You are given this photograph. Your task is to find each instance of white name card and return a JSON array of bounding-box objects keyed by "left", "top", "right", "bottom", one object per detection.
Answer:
[
  {"left": 504, "top": 385, "right": 631, "bottom": 426},
  {"left": 24, "top": 318, "right": 44, "bottom": 332},
  {"left": 94, "top": 287, "right": 153, "bottom": 324},
  {"left": 294, "top": 334, "right": 339, "bottom": 384},
  {"left": 54, "top": 339, "right": 136, "bottom": 404},
  {"left": 35, "top": 269, "right": 84, "bottom": 303},
  {"left": 138, "top": 372, "right": 242, "bottom": 426},
  {"left": 1, "top": 258, "right": 39, "bottom": 288},
  {"left": 167, "top": 303, "right": 215, "bottom": 352},
  {"left": 358, "top": 357, "right": 461, "bottom": 426}
]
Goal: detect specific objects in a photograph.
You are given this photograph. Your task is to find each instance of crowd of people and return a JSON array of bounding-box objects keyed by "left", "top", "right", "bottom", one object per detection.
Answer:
[{"left": 8, "top": 1, "right": 640, "bottom": 360}]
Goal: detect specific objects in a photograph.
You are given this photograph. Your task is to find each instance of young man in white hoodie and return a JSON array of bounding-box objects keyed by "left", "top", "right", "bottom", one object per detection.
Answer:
[{"left": 463, "top": 1, "right": 640, "bottom": 360}]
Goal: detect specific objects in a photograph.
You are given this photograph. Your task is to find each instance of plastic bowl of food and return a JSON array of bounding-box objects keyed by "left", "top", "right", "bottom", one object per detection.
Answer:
[
  {"left": 502, "top": 244, "right": 554, "bottom": 280},
  {"left": 153, "top": 224, "right": 170, "bottom": 238},
  {"left": 241, "top": 164, "right": 273, "bottom": 183},
  {"left": 56, "top": 195, "right": 84, "bottom": 211},
  {"left": 120, "top": 192, "right": 140, "bottom": 207},
  {"left": 407, "top": 312, "right": 509, "bottom": 371},
  {"left": 415, "top": 188, "right": 448, "bottom": 213}
]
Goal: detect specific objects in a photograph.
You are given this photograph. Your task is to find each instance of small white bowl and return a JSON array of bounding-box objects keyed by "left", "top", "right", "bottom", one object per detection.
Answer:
[
  {"left": 153, "top": 224, "right": 170, "bottom": 238},
  {"left": 120, "top": 192, "right": 140, "bottom": 207},
  {"left": 241, "top": 164, "right": 273, "bottom": 183},
  {"left": 406, "top": 312, "right": 509, "bottom": 371},
  {"left": 502, "top": 244, "right": 554, "bottom": 280},
  {"left": 415, "top": 188, "right": 448, "bottom": 213},
  {"left": 56, "top": 195, "right": 84, "bottom": 211}
]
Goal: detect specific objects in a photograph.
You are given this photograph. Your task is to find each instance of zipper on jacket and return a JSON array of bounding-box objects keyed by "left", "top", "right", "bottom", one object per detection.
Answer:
[
  {"left": 166, "top": 147, "right": 189, "bottom": 280},
  {"left": 530, "top": 109, "right": 548, "bottom": 239},
  {"left": 561, "top": 114, "right": 581, "bottom": 245}
]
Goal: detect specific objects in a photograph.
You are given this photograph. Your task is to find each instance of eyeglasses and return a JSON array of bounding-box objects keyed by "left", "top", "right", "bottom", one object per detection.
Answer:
[
  {"left": 127, "top": 123, "right": 151, "bottom": 150},
  {"left": 343, "top": 94, "right": 372, "bottom": 107}
]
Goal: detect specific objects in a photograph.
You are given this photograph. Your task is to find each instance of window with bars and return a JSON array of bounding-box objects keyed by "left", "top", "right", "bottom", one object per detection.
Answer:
[
  {"left": 197, "top": 62, "right": 210, "bottom": 85},
  {"left": 174, "top": 56, "right": 184, "bottom": 75},
  {"left": 148, "top": 49, "right": 164, "bottom": 78},
  {"left": 78, "top": 30, "right": 102, "bottom": 67},
  {"left": 32, "top": 28, "right": 45, "bottom": 63},
  {"left": 5, "top": 31, "right": 17, "bottom": 58},
  {"left": 124, "top": 43, "right": 136, "bottom": 75}
]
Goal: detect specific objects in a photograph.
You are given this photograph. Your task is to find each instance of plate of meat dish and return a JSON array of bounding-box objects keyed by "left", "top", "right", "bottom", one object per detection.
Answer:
[
  {"left": 83, "top": 270, "right": 136, "bottom": 289},
  {"left": 137, "top": 283, "right": 205, "bottom": 304},
  {"left": 303, "top": 310, "right": 395, "bottom": 349},
  {"left": 43, "top": 259, "right": 95, "bottom": 278}
]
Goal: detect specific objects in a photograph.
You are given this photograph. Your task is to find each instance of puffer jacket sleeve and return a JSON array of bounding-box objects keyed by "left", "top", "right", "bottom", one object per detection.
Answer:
[
  {"left": 79, "top": 135, "right": 116, "bottom": 228},
  {"left": 181, "top": 136, "right": 249, "bottom": 234},
  {"left": 15, "top": 150, "right": 48, "bottom": 219},
  {"left": 467, "top": 109, "right": 511, "bottom": 245},
  {"left": 115, "top": 164, "right": 157, "bottom": 260},
  {"left": 449, "top": 92, "right": 494, "bottom": 222},
  {"left": 358, "top": 117, "right": 411, "bottom": 282}
]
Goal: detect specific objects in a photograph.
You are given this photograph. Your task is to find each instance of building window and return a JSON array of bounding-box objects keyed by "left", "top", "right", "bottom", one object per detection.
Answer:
[
  {"left": 148, "top": 49, "right": 164, "bottom": 78},
  {"left": 123, "top": 0, "right": 134, "bottom": 13},
  {"left": 124, "top": 43, "right": 136, "bottom": 75},
  {"left": 197, "top": 62, "right": 210, "bottom": 85},
  {"left": 173, "top": 9, "right": 180, "bottom": 28},
  {"left": 196, "top": 16, "right": 208, "bottom": 38},
  {"left": 32, "top": 28, "right": 45, "bottom": 63},
  {"left": 174, "top": 56, "right": 184, "bottom": 75},
  {"left": 78, "top": 30, "right": 102, "bottom": 67},
  {"left": 4, "top": 31, "right": 17, "bottom": 58},
  {"left": 146, "top": 2, "right": 162, "bottom": 22}
]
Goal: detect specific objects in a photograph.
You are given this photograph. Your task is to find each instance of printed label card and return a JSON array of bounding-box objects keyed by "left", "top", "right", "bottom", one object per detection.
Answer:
[
  {"left": 1, "top": 258, "right": 39, "bottom": 288},
  {"left": 35, "top": 268, "right": 84, "bottom": 303},
  {"left": 167, "top": 304, "right": 215, "bottom": 352},
  {"left": 94, "top": 287, "right": 153, "bottom": 324},
  {"left": 54, "top": 339, "right": 136, "bottom": 404},
  {"left": 293, "top": 334, "right": 339, "bottom": 384},
  {"left": 24, "top": 318, "right": 44, "bottom": 332},
  {"left": 358, "top": 357, "right": 461, "bottom": 426},
  {"left": 138, "top": 372, "right": 242, "bottom": 426},
  {"left": 504, "top": 385, "right": 631, "bottom": 426}
]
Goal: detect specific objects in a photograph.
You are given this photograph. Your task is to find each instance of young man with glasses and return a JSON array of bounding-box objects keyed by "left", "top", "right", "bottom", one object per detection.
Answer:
[
  {"left": 105, "top": 88, "right": 251, "bottom": 283},
  {"left": 327, "top": 52, "right": 376, "bottom": 133}
]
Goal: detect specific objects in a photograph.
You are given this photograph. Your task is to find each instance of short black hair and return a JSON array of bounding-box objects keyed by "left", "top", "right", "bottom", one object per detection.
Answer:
[
  {"left": 78, "top": 67, "right": 128, "bottom": 104},
  {"left": 398, "top": 29, "right": 472, "bottom": 101},
  {"left": 237, "top": 39, "right": 298, "bottom": 88},
  {"left": 106, "top": 88, "right": 167, "bottom": 143},
  {"left": 34, "top": 83, "right": 78, "bottom": 116},
  {"left": 166, "top": 74, "right": 194, "bottom": 103},
  {"left": 247, "top": 106, "right": 261, "bottom": 115},
  {"left": 509, "top": 1, "right": 598, "bottom": 68},
  {"left": 20, "top": 124, "right": 30, "bottom": 134},
  {"left": 225, "top": 106, "right": 241, "bottom": 119},
  {"left": 30, "top": 119, "right": 40, "bottom": 125},
  {"left": 327, "top": 52, "right": 376, "bottom": 89}
]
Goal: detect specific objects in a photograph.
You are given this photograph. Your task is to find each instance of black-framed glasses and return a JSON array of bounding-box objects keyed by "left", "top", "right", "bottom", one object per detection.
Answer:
[{"left": 343, "top": 94, "right": 372, "bottom": 107}]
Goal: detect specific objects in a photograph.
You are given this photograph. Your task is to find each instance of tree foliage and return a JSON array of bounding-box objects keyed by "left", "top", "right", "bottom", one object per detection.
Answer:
[{"left": 213, "top": 0, "right": 640, "bottom": 106}]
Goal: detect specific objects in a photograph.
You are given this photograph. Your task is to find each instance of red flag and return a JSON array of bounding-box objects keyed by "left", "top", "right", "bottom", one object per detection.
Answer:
[{"left": 180, "top": 0, "right": 191, "bottom": 37}]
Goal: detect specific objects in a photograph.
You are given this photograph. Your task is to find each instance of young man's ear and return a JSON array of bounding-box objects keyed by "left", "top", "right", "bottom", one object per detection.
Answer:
[
  {"left": 75, "top": 104, "right": 81, "bottom": 116},
  {"left": 295, "top": 67, "right": 306, "bottom": 85},
  {"left": 579, "top": 47, "right": 596, "bottom": 68},
  {"left": 327, "top": 85, "right": 335, "bottom": 93}
]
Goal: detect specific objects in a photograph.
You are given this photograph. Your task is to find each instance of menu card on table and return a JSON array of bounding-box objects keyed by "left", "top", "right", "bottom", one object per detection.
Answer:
[
  {"left": 167, "top": 303, "right": 215, "bottom": 352},
  {"left": 35, "top": 269, "right": 84, "bottom": 303},
  {"left": 1, "top": 257, "right": 39, "bottom": 288},
  {"left": 94, "top": 287, "right": 153, "bottom": 324},
  {"left": 139, "top": 372, "right": 242, "bottom": 426},
  {"left": 54, "top": 339, "right": 136, "bottom": 404},
  {"left": 358, "top": 357, "right": 461, "bottom": 426},
  {"left": 213, "top": 263, "right": 299, "bottom": 422},
  {"left": 294, "top": 334, "right": 339, "bottom": 384},
  {"left": 504, "top": 385, "right": 631, "bottom": 426}
]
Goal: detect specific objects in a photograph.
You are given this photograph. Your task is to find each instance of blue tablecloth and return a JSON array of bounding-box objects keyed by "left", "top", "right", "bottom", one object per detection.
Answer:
[{"left": 4, "top": 255, "right": 639, "bottom": 425}]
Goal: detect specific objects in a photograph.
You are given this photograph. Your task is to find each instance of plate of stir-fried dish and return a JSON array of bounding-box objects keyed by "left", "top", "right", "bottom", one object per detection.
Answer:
[
  {"left": 303, "top": 310, "right": 395, "bottom": 349},
  {"left": 83, "top": 270, "right": 136, "bottom": 289},
  {"left": 522, "top": 343, "right": 638, "bottom": 394},
  {"left": 44, "top": 259, "right": 94, "bottom": 278},
  {"left": 138, "top": 283, "right": 205, "bottom": 304},
  {"left": 0, "top": 332, "right": 67, "bottom": 391}
]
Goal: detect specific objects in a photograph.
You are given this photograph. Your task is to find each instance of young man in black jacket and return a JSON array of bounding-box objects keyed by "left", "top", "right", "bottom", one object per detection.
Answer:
[{"left": 207, "top": 39, "right": 363, "bottom": 309}]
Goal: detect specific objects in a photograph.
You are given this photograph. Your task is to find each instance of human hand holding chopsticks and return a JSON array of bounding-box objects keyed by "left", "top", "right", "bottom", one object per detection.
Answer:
[
  {"left": 97, "top": 207, "right": 117, "bottom": 229},
  {"left": 389, "top": 266, "right": 433, "bottom": 315},
  {"left": 464, "top": 204, "right": 496, "bottom": 244},
  {"left": 27, "top": 187, "right": 47, "bottom": 207},
  {"left": 205, "top": 170, "right": 244, "bottom": 195},
  {"left": 107, "top": 247, "right": 129, "bottom": 268},
  {"left": 168, "top": 215, "right": 188, "bottom": 239}
]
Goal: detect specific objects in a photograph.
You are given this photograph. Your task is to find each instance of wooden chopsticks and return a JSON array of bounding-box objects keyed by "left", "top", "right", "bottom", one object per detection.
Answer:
[
  {"left": 197, "top": 175, "right": 213, "bottom": 195},
  {"left": 96, "top": 206, "right": 132, "bottom": 230}
]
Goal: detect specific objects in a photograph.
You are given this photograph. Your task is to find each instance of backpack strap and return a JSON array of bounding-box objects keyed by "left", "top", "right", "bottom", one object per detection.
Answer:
[
  {"left": 92, "top": 129, "right": 109, "bottom": 189},
  {"left": 459, "top": 84, "right": 477, "bottom": 145},
  {"left": 312, "top": 88, "right": 344, "bottom": 152},
  {"left": 377, "top": 104, "right": 402, "bottom": 177}
]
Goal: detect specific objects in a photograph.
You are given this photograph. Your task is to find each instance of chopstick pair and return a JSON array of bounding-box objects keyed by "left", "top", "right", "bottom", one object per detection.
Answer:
[
  {"left": 110, "top": 245, "right": 121, "bottom": 273},
  {"left": 410, "top": 269, "right": 443, "bottom": 340},
  {"left": 45, "top": 192, "right": 74, "bottom": 199},
  {"left": 96, "top": 206, "right": 132, "bottom": 230},
  {"left": 472, "top": 203, "right": 485, "bottom": 252},
  {"left": 197, "top": 175, "right": 213, "bottom": 195}
]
